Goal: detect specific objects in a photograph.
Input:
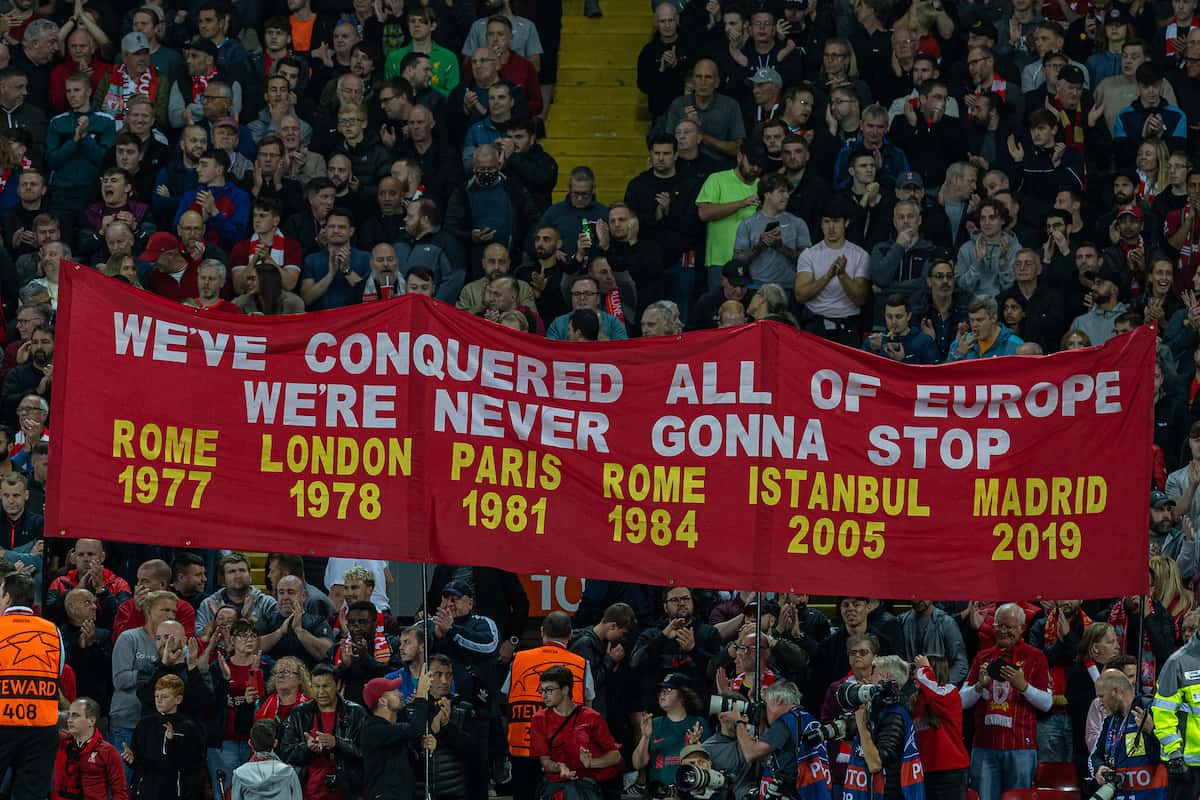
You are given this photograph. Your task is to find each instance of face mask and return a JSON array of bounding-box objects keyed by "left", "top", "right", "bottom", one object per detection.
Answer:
[{"left": 475, "top": 169, "right": 501, "bottom": 188}]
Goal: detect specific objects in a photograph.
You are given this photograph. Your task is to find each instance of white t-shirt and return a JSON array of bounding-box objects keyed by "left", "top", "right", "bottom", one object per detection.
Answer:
[
  {"left": 324, "top": 557, "right": 390, "bottom": 611},
  {"left": 795, "top": 239, "right": 870, "bottom": 320}
]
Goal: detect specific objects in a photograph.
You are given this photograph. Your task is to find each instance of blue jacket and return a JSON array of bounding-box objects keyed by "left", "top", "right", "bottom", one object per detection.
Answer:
[
  {"left": 946, "top": 323, "right": 1024, "bottom": 360},
  {"left": 46, "top": 110, "right": 117, "bottom": 199},
  {"left": 1113, "top": 100, "right": 1188, "bottom": 163},
  {"left": 861, "top": 326, "right": 941, "bottom": 364},
  {"left": 173, "top": 182, "right": 251, "bottom": 251},
  {"left": 547, "top": 310, "right": 628, "bottom": 341},
  {"left": 462, "top": 116, "right": 503, "bottom": 171},
  {"left": 832, "top": 133, "right": 910, "bottom": 191}
]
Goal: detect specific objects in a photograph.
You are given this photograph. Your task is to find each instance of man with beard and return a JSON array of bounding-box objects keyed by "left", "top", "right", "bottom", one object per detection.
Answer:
[
  {"left": 697, "top": 144, "right": 767, "bottom": 291},
  {"left": 781, "top": 135, "right": 831, "bottom": 236},
  {"left": 2, "top": 323, "right": 50, "bottom": 425},
  {"left": 300, "top": 208, "right": 371, "bottom": 310},
  {"left": 3, "top": 171, "right": 58, "bottom": 261},
  {"left": 457, "top": 242, "right": 534, "bottom": 314},
  {"left": 1149, "top": 490, "right": 1184, "bottom": 556},
  {"left": 325, "top": 153, "right": 370, "bottom": 222},
  {"left": 361, "top": 243, "right": 402, "bottom": 302},
  {"left": 399, "top": 198, "right": 464, "bottom": 304},
  {"left": 333, "top": 601, "right": 394, "bottom": 706},
  {"left": 1068, "top": 260, "right": 1129, "bottom": 346},
  {"left": 152, "top": 125, "right": 206, "bottom": 227},
  {"left": 630, "top": 586, "right": 722, "bottom": 708},
  {"left": 188, "top": 260, "right": 240, "bottom": 314},
  {"left": 898, "top": 600, "right": 968, "bottom": 683},
  {"left": 515, "top": 225, "right": 570, "bottom": 323},
  {"left": 482, "top": 275, "right": 543, "bottom": 332}
]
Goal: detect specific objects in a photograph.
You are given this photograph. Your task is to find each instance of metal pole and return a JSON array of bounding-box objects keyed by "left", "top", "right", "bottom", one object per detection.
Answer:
[
  {"left": 754, "top": 594, "right": 763, "bottom": 705},
  {"left": 422, "top": 560, "right": 432, "bottom": 800}
]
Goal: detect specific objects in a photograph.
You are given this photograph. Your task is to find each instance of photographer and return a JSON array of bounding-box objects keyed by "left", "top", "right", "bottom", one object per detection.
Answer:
[
  {"left": 733, "top": 680, "right": 832, "bottom": 800},
  {"left": 674, "top": 743, "right": 737, "bottom": 800},
  {"left": 842, "top": 656, "right": 925, "bottom": 800},
  {"left": 1089, "top": 669, "right": 1161, "bottom": 799}
]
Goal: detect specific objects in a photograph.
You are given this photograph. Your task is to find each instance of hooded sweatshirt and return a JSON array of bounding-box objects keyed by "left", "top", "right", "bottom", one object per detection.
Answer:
[{"left": 231, "top": 753, "right": 302, "bottom": 800}]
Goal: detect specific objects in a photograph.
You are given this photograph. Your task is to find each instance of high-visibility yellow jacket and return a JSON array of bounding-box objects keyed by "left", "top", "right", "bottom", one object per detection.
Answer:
[{"left": 1152, "top": 635, "right": 1200, "bottom": 765}]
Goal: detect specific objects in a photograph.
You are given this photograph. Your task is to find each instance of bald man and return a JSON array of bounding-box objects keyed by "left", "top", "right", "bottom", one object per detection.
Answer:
[
  {"left": 257, "top": 575, "right": 336, "bottom": 666},
  {"left": 47, "top": 538, "right": 132, "bottom": 629},
  {"left": 112, "top": 558, "right": 197, "bottom": 639}
]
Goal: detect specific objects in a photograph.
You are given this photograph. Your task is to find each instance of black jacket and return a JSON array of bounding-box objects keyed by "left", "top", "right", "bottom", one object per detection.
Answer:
[
  {"left": 631, "top": 615, "right": 722, "bottom": 708},
  {"left": 624, "top": 168, "right": 703, "bottom": 265},
  {"left": 637, "top": 37, "right": 694, "bottom": 121},
  {"left": 129, "top": 712, "right": 206, "bottom": 800},
  {"left": 281, "top": 698, "right": 367, "bottom": 794},
  {"left": 504, "top": 144, "right": 559, "bottom": 212},
  {"left": 360, "top": 698, "right": 430, "bottom": 800},
  {"left": 63, "top": 623, "right": 114, "bottom": 714},
  {"left": 996, "top": 282, "right": 1067, "bottom": 353},
  {"left": 426, "top": 566, "right": 530, "bottom": 642}
]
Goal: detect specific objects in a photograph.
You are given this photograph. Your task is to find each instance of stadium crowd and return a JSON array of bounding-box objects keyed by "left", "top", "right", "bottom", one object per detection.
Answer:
[{"left": 0, "top": 0, "right": 1199, "bottom": 797}]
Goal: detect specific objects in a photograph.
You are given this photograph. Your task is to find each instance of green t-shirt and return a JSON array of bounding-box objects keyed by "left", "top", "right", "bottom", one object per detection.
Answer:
[
  {"left": 696, "top": 169, "right": 758, "bottom": 269},
  {"left": 384, "top": 41, "right": 460, "bottom": 96},
  {"left": 649, "top": 714, "right": 710, "bottom": 787}
]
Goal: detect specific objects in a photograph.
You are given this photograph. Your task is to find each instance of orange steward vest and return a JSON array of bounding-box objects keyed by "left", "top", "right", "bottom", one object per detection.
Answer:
[
  {"left": 506, "top": 644, "right": 585, "bottom": 757},
  {"left": 0, "top": 610, "right": 61, "bottom": 727}
]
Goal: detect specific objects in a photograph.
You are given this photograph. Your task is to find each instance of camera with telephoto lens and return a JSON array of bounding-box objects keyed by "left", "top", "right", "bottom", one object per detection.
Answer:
[
  {"left": 675, "top": 764, "right": 730, "bottom": 800},
  {"left": 1089, "top": 769, "right": 1123, "bottom": 800},
  {"left": 447, "top": 699, "right": 478, "bottom": 729},
  {"left": 802, "top": 714, "right": 856, "bottom": 747},
  {"left": 836, "top": 680, "right": 902, "bottom": 711},
  {"left": 708, "top": 695, "right": 749, "bottom": 717}
]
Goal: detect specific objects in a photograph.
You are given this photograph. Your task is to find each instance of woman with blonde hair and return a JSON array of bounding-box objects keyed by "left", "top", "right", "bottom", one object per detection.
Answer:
[
  {"left": 102, "top": 253, "right": 143, "bottom": 288},
  {"left": 1135, "top": 141, "right": 1170, "bottom": 204},
  {"left": 718, "top": 299, "right": 747, "bottom": 328},
  {"left": 256, "top": 655, "right": 311, "bottom": 724},
  {"left": 1150, "top": 554, "right": 1194, "bottom": 625}
]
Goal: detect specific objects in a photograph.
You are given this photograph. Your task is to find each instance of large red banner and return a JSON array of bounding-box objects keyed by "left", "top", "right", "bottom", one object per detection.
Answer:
[{"left": 47, "top": 266, "right": 1154, "bottom": 599}]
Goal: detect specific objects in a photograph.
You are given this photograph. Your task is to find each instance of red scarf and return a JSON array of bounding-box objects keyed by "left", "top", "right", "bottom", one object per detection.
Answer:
[
  {"left": 604, "top": 287, "right": 624, "bottom": 322},
  {"left": 191, "top": 67, "right": 217, "bottom": 103},
  {"left": 1043, "top": 609, "right": 1090, "bottom": 706},
  {"left": 334, "top": 611, "right": 391, "bottom": 665},
  {"left": 255, "top": 691, "right": 309, "bottom": 722},
  {"left": 54, "top": 729, "right": 102, "bottom": 800},
  {"left": 250, "top": 231, "right": 287, "bottom": 266},
  {"left": 0, "top": 158, "right": 32, "bottom": 194},
  {"left": 1107, "top": 601, "right": 1161, "bottom": 697},
  {"left": 101, "top": 64, "right": 160, "bottom": 120}
]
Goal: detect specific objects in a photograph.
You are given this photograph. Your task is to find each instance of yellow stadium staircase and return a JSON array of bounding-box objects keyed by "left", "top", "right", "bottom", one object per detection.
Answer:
[{"left": 543, "top": 0, "right": 653, "bottom": 205}]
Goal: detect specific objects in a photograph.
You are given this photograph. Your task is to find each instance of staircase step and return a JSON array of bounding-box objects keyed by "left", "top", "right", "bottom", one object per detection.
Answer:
[
  {"left": 553, "top": 100, "right": 650, "bottom": 121},
  {"left": 555, "top": 83, "right": 644, "bottom": 99},
  {"left": 556, "top": 65, "right": 635, "bottom": 80},
  {"left": 562, "top": 16, "right": 652, "bottom": 34},
  {"left": 541, "top": 136, "right": 647, "bottom": 155}
]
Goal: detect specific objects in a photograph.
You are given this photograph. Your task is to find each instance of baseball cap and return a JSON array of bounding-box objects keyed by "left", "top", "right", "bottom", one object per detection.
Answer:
[
  {"left": 121, "top": 31, "right": 150, "bottom": 53},
  {"left": 362, "top": 677, "right": 404, "bottom": 711},
  {"left": 748, "top": 66, "right": 783, "bottom": 87},
  {"left": 1058, "top": 64, "right": 1086, "bottom": 85},
  {"left": 741, "top": 141, "right": 774, "bottom": 172},
  {"left": 679, "top": 744, "right": 709, "bottom": 760},
  {"left": 213, "top": 116, "right": 239, "bottom": 129},
  {"left": 1042, "top": 49, "right": 1068, "bottom": 64},
  {"left": 1150, "top": 490, "right": 1176, "bottom": 510},
  {"left": 722, "top": 260, "right": 750, "bottom": 288},
  {"left": 1115, "top": 203, "right": 1144, "bottom": 220},
  {"left": 658, "top": 672, "right": 691, "bottom": 690},
  {"left": 897, "top": 171, "right": 923, "bottom": 189},
  {"left": 441, "top": 580, "right": 474, "bottom": 598},
  {"left": 1106, "top": 5, "right": 1132, "bottom": 23},
  {"left": 966, "top": 19, "right": 997, "bottom": 40},
  {"left": 187, "top": 37, "right": 218, "bottom": 58},
  {"left": 140, "top": 232, "right": 179, "bottom": 263}
]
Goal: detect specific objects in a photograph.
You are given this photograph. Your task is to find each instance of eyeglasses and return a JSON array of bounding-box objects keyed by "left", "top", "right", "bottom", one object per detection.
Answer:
[
  {"left": 539, "top": 686, "right": 562, "bottom": 695},
  {"left": 849, "top": 648, "right": 874, "bottom": 657},
  {"left": 16, "top": 406, "right": 45, "bottom": 414},
  {"left": 570, "top": 290, "right": 598, "bottom": 299},
  {"left": 665, "top": 595, "right": 693, "bottom": 604}
]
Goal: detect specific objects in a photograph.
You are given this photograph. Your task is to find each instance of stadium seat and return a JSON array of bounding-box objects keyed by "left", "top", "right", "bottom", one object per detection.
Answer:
[
  {"left": 1035, "top": 762, "right": 1079, "bottom": 791},
  {"left": 1000, "top": 790, "right": 1081, "bottom": 800}
]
